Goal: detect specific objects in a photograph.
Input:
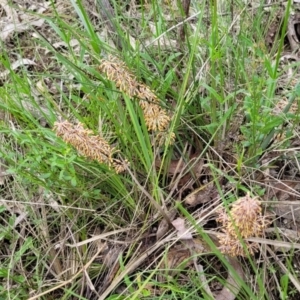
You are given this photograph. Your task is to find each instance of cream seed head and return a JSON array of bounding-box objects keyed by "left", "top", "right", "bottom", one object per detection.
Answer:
[
  {"left": 53, "top": 120, "right": 127, "bottom": 173},
  {"left": 99, "top": 55, "right": 173, "bottom": 140},
  {"left": 217, "top": 193, "right": 269, "bottom": 256}
]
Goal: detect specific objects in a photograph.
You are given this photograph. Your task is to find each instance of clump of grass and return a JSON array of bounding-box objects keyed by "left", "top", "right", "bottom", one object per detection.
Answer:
[
  {"left": 2, "top": 0, "right": 300, "bottom": 299},
  {"left": 217, "top": 193, "right": 270, "bottom": 256}
]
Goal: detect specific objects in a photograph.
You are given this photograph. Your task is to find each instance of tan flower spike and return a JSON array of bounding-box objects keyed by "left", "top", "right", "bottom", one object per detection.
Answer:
[
  {"left": 99, "top": 55, "right": 173, "bottom": 140},
  {"left": 53, "top": 120, "right": 127, "bottom": 173},
  {"left": 99, "top": 55, "right": 139, "bottom": 98},
  {"left": 217, "top": 193, "right": 269, "bottom": 256}
]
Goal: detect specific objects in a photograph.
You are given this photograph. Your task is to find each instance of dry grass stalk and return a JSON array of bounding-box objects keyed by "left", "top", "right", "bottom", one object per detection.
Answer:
[
  {"left": 53, "top": 120, "right": 127, "bottom": 173},
  {"left": 217, "top": 193, "right": 269, "bottom": 256},
  {"left": 99, "top": 55, "right": 174, "bottom": 139}
]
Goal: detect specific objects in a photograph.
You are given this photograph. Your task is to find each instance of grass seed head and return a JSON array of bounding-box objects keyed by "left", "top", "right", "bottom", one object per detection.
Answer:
[
  {"left": 217, "top": 193, "right": 269, "bottom": 256},
  {"left": 229, "top": 193, "right": 264, "bottom": 238},
  {"left": 139, "top": 99, "right": 171, "bottom": 132},
  {"left": 99, "top": 55, "right": 173, "bottom": 135},
  {"left": 53, "top": 120, "right": 127, "bottom": 173},
  {"left": 218, "top": 234, "right": 259, "bottom": 257},
  {"left": 99, "top": 55, "right": 139, "bottom": 98}
]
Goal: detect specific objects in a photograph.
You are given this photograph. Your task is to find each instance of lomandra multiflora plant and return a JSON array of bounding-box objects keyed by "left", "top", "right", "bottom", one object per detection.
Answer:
[
  {"left": 53, "top": 120, "right": 127, "bottom": 173},
  {"left": 217, "top": 193, "right": 269, "bottom": 256},
  {"left": 99, "top": 55, "right": 175, "bottom": 143}
]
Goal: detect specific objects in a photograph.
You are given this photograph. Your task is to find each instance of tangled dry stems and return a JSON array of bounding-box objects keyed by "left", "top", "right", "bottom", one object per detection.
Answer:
[{"left": 217, "top": 193, "right": 269, "bottom": 256}]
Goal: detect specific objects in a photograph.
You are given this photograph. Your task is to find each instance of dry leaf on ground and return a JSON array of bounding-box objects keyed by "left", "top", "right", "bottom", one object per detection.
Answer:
[
  {"left": 0, "top": 0, "right": 48, "bottom": 41},
  {"left": 184, "top": 181, "right": 218, "bottom": 206},
  {"left": 172, "top": 217, "right": 193, "bottom": 240}
]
